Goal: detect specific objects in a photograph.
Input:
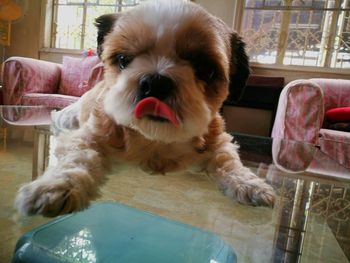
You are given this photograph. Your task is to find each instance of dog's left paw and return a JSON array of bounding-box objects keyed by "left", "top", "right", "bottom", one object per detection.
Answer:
[
  {"left": 15, "top": 181, "right": 68, "bottom": 217},
  {"left": 219, "top": 176, "right": 276, "bottom": 207},
  {"left": 15, "top": 169, "right": 92, "bottom": 217}
]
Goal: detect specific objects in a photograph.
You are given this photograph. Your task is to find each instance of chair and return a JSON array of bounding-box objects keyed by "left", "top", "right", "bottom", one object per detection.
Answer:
[
  {"left": 2, "top": 56, "right": 104, "bottom": 108},
  {"left": 271, "top": 78, "right": 350, "bottom": 169}
]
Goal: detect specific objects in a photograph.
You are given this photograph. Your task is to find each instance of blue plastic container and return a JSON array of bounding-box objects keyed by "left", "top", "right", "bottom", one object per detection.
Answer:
[{"left": 12, "top": 202, "right": 236, "bottom": 263}]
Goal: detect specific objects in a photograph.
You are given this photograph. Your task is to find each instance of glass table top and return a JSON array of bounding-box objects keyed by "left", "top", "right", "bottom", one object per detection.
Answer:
[{"left": 0, "top": 106, "right": 349, "bottom": 263}]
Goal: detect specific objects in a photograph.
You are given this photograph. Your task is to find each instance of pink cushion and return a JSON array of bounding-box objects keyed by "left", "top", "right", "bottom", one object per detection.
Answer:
[
  {"left": 58, "top": 56, "right": 101, "bottom": 97},
  {"left": 319, "top": 128, "right": 350, "bottom": 168},
  {"left": 325, "top": 107, "right": 350, "bottom": 123},
  {"left": 320, "top": 128, "right": 350, "bottom": 144},
  {"left": 22, "top": 93, "right": 79, "bottom": 108},
  {"left": 311, "top": 78, "right": 350, "bottom": 112}
]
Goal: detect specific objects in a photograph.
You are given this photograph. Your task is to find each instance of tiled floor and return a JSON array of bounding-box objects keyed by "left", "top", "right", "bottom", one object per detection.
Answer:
[{"left": 0, "top": 140, "right": 348, "bottom": 263}]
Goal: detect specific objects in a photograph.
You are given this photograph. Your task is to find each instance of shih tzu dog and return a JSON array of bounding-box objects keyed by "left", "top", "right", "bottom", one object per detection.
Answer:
[{"left": 15, "top": 0, "right": 275, "bottom": 217}]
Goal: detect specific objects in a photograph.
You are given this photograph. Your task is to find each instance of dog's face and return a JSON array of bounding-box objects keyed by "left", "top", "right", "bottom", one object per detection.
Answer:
[{"left": 96, "top": 0, "right": 249, "bottom": 143}]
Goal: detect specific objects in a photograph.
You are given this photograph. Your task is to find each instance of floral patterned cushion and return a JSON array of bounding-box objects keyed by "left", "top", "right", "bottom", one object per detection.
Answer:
[
  {"left": 311, "top": 78, "right": 350, "bottom": 113},
  {"left": 319, "top": 128, "right": 350, "bottom": 169},
  {"left": 58, "top": 56, "right": 101, "bottom": 97}
]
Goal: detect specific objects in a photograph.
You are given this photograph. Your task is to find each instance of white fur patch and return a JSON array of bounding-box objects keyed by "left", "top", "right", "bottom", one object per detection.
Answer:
[
  {"left": 136, "top": 0, "right": 191, "bottom": 41},
  {"left": 104, "top": 75, "right": 135, "bottom": 126},
  {"left": 156, "top": 57, "right": 175, "bottom": 75}
]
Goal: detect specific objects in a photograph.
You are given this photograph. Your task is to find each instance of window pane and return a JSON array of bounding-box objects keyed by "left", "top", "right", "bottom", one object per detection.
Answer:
[
  {"left": 283, "top": 10, "right": 325, "bottom": 67},
  {"left": 242, "top": 0, "right": 350, "bottom": 69},
  {"left": 84, "top": 5, "right": 117, "bottom": 49},
  {"left": 245, "top": 0, "right": 263, "bottom": 8},
  {"left": 96, "top": 0, "right": 118, "bottom": 5},
  {"left": 332, "top": 10, "right": 350, "bottom": 68},
  {"left": 54, "top": 5, "right": 83, "bottom": 49},
  {"left": 291, "top": 0, "right": 313, "bottom": 7},
  {"left": 241, "top": 9, "right": 281, "bottom": 64},
  {"left": 265, "top": 0, "right": 283, "bottom": 6},
  {"left": 84, "top": 2, "right": 145, "bottom": 49},
  {"left": 52, "top": 0, "right": 146, "bottom": 50},
  {"left": 62, "top": 0, "right": 85, "bottom": 4}
]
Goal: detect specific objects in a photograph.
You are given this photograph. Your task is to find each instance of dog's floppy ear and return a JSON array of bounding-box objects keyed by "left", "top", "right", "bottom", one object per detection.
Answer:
[
  {"left": 228, "top": 32, "right": 251, "bottom": 102},
  {"left": 95, "top": 13, "right": 120, "bottom": 58}
]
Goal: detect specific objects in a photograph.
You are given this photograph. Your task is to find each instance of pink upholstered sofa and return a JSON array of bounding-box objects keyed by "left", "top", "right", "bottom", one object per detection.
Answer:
[
  {"left": 2, "top": 56, "right": 104, "bottom": 108},
  {"left": 272, "top": 78, "right": 350, "bottom": 169}
]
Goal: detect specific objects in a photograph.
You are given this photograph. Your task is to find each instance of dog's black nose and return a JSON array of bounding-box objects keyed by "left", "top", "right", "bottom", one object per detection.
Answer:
[{"left": 139, "top": 74, "right": 175, "bottom": 101}]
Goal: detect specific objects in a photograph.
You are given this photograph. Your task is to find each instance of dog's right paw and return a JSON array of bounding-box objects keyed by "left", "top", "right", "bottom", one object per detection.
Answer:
[{"left": 219, "top": 175, "right": 276, "bottom": 208}]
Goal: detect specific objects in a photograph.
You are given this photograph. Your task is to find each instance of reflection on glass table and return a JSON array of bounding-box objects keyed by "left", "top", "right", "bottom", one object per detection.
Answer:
[
  {"left": 0, "top": 106, "right": 349, "bottom": 263},
  {"left": 237, "top": 133, "right": 350, "bottom": 263},
  {"left": 0, "top": 106, "right": 58, "bottom": 179}
]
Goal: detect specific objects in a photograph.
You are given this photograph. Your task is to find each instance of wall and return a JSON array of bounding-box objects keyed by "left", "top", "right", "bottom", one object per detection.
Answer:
[
  {"left": 252, "top": 66, "right": 350, "bottom": 83},
  {"left": 4, "top": 0, "right": 42, "bottom": 60},
  {"left": 194, "top": 0, "right": 234, "bottom": 26}
]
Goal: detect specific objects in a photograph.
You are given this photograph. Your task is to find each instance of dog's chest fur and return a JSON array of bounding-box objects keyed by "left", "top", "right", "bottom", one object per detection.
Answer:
[{"left": 108, "top": 127, "right": 209, "bottom": 174}]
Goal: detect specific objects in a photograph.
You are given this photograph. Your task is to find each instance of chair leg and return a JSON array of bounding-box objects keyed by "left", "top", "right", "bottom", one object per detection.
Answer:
[
  {"left": 0, "top": 127, "right": 7, "bottom": 151},
  {"left": 32, "top": 127, "right": 51, "bottom": 180}
]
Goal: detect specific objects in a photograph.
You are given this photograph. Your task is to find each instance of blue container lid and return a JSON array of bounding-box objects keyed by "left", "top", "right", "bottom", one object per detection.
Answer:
[{"left": 13, "top": 202, "right": 236, "bottom": 263}]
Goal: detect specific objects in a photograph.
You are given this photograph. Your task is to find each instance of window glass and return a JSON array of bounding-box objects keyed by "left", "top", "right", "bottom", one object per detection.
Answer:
[
  {"left": 52, "top": 0, "right": 147, "bottom": 50},
  {"left": 242, "top": 0, "right": 350, "bottom": 69}
]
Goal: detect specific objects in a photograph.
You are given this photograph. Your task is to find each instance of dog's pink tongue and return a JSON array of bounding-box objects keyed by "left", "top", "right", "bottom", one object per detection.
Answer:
[{"left": 135, "top": 97, "right": 178, "bottom": 126}]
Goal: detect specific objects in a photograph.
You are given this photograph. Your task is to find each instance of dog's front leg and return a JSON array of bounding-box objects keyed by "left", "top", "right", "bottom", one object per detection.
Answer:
[
  {"left": 206, "top": 134, "right": 275, "bottom": 207},
  {"left": 15, "top": 127, "right": 106, "bottom": 217}
]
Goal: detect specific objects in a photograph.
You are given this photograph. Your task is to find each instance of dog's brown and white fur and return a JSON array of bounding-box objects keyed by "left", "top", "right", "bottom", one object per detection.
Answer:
[{"left": 15, "top": 0, "right": 275, "bottom": 217}]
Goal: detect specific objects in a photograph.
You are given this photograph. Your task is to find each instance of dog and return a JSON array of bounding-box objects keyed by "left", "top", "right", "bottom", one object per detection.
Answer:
[{"left": 15, "top": 0, "right": 275, "bottom": 217}]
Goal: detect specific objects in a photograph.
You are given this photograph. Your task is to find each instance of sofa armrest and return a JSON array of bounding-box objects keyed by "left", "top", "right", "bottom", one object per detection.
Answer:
[
  {"left": 271, "top": 79, "right": 324, "bottom": 144},
  {"left": 2, "top": 57, "right": 62, "bottom": 105}
]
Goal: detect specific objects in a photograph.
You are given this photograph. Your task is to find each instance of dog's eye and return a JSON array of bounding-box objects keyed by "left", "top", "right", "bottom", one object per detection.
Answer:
[{"left": 116, "top": 54, "right": 132, "bottom": 70}]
